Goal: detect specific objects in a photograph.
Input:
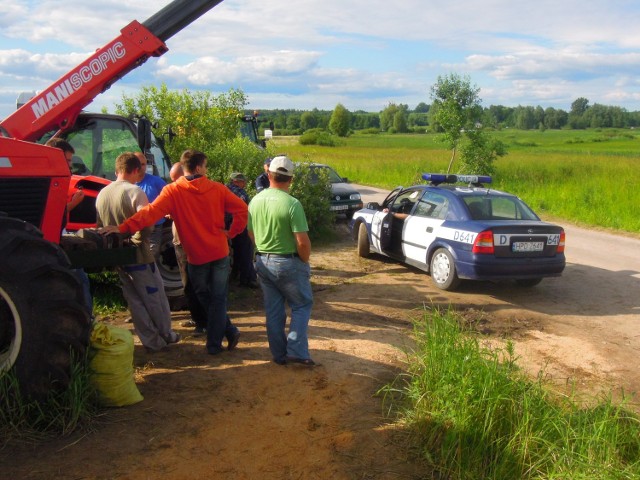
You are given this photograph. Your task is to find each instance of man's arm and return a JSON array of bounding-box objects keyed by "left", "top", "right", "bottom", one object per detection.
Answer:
[{"left": 294, "top": 232, "right": 311, "bottom": 263}]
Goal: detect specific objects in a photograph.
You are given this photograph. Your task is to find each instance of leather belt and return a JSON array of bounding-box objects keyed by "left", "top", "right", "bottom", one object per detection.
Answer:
[{"left": 256, "top": 252, "right": 299, "bottom": 258}]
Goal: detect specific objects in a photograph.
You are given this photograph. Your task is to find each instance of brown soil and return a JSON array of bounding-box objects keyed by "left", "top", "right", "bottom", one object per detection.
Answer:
[{"left": 2, "top": 222, "right": 638, "bottom": 479}]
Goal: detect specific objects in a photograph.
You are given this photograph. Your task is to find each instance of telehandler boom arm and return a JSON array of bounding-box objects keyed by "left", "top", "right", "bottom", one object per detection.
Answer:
[{"left": 0, "top": 0, "right": 224, "bottom": 143}]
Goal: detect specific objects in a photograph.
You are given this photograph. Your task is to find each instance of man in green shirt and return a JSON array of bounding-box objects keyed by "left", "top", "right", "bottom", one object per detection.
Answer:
[{"left": 248, "top": 155, "right": 315, "bottom": 366}]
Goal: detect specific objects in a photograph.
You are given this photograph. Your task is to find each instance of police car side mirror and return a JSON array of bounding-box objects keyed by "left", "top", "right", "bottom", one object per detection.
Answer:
[{"left": 366, "top": 201, "right": 381, "bottom": 210}]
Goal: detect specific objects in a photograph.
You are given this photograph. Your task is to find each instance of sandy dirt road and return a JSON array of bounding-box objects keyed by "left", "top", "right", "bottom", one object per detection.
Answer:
[{"left": 1, "top": 186, "right": 638, "bottom": 479}]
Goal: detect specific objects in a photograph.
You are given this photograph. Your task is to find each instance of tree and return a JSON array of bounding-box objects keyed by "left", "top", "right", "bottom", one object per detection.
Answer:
[
  {"left": 429, "top": 73, "right": 483, "bottom": 173},
  {"left": 393, "top": 110, "right": 408, "bottom": 133},
  {"left": 300, "top": 111, "right": 318, "bottom": 131},
  {"left": 329, "top": 103, "right": 351, "bottom": 137}
]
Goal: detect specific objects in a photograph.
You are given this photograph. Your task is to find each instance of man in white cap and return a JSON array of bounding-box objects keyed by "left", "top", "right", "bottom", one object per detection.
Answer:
[{"left": 248, "top": 155, "right": 315, "bottom": 366}]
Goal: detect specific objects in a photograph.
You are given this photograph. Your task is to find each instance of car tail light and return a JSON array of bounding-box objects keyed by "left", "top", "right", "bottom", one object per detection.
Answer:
[
  {"left": 557, "top": 230, "right": 565, "bottom": 253},
  {"left": 472, "top": 230, "right": 494, "bottom": 254}
]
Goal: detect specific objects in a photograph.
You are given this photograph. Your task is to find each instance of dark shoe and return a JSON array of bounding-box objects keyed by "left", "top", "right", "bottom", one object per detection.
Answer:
[
  {"left": 285, "top": 356, "right": 317, "bottom": 367},
  {"left": 180, "top": 319, "right": 196, "bottom": 328},
  {"left": 192, "top": 327, "right": 206, "bottom": 337},
  {"left": 227, "top": 331, "right": 241, "bottom": 351},
  {"left": 273, "top": 357, "right": 288, "bottom": 365},
  {"left": 207, "top": 346, "right": 224, "bottom": 355},
  {"left": 240, "top": 280, "right": 259, "bottom": 289}
]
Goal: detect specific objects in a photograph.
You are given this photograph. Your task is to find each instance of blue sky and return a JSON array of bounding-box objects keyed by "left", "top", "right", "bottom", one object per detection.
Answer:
[{"left": 2, "top": 0, "right": 640, "bottom": 121}]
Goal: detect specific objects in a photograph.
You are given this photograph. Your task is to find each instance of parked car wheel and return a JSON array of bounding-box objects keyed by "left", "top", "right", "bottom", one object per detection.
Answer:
[{"left": 356, "top": 222, "right": 370, "bottom": 258}]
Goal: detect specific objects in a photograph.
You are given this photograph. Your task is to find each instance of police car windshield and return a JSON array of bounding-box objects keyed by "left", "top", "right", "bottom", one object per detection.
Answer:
[{"left": 464, "top": 196, "right": 538, "bottom": 221}]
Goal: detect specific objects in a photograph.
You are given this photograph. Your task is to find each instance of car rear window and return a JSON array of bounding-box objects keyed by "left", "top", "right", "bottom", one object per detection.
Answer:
[{"left": 464, "top": 196, "right": 538, "bottom": 221}]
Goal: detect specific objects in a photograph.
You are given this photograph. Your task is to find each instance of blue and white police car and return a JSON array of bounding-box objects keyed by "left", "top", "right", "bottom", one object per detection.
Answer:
[{"left": 351, "top": 174, "right": 566, "bottom": 290}]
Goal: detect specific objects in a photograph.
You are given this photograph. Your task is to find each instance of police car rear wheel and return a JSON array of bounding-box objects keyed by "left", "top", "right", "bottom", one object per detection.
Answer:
[
  {"left": 430, "top": 248, "right": 460, "bottom": 291},
  {"left": 356, "top": 222, "right": 370, "bottom": 258}
]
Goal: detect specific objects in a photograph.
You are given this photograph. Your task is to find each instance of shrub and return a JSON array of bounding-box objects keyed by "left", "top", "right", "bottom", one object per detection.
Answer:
[{"left": 299, "top": 129, "right": 343, "bottom": 147}]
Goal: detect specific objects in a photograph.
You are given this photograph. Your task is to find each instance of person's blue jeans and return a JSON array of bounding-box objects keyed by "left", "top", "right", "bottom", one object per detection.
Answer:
[
  {"left": 255, "top": 255, "right": 313, "bottom": 362},
  {"left": 188, "top": 256, "right": 235, "bottom": 354}
]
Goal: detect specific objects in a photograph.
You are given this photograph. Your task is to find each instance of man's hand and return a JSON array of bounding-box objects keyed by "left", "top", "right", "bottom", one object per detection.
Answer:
[{"left": 99, "top": 225, "right": 121, "bottom": 235}]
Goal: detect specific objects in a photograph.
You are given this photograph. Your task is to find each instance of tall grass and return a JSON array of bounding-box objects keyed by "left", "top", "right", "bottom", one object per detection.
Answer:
[
  {"left": 272, "top": 130, "right": 640, "bottom": 233},
  {"left": 0, "top": 351, "right": 99, "bottom": 445},
  {"left": 383, "top": 308, "right": 640, "bottom": 479}
]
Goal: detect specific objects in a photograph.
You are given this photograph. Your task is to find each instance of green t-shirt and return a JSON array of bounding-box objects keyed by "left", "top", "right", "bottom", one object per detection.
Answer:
[{"left": 248, "top": 188, "right": 308, "bottom": 254}]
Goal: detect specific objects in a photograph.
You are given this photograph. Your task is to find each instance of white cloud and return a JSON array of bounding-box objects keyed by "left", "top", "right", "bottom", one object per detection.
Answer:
[{"left": 2, "top": 0, "right": 640, "bottom": 120}]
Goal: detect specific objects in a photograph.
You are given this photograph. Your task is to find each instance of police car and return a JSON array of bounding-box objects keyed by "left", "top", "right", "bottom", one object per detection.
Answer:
[{"left": 351, "top": 174, "right": 566, "bottom": 290}]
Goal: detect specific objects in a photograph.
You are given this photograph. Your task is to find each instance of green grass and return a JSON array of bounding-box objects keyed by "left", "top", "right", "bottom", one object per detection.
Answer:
[
  {"left": 382, "top": 308, "right": 640, "bottom": 479},
  {"left": 271, "top": 129, "right": 640, "bottom": 233},
  {"left": 0, "top": 351, "right": 99, "bottom": 445}
]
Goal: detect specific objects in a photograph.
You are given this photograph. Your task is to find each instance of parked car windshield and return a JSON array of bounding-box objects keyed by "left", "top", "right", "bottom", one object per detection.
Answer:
[{"left": 310, "top": 165, "right": 343, "bottom": 183}]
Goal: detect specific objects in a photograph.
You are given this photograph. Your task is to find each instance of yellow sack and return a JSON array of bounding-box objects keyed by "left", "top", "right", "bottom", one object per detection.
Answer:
[{"left": 89, "top": 322, "right": 143, "bottom": 407}]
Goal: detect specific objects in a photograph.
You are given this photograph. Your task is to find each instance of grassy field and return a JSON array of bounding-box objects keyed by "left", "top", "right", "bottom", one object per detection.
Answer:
[{"left": 271, "top": 129, "right": 640, "bottom": 233}]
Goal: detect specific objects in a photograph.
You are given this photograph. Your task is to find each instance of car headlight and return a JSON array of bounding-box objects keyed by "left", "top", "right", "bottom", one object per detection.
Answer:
[{"left": 350, "top": 193, "right": 361, "bottom": 200}]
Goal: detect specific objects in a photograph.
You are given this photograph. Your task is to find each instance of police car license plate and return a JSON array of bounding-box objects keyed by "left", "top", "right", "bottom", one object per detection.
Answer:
[
  {"left": 512, "top": 241, "right": 544, "bottom": 252},
  {"left": 331, "top": 205, "right": 348, "bottom": 211}
]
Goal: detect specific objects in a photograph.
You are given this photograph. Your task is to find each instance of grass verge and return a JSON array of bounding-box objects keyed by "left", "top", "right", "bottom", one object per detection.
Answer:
[
  {"left": 382, "top": 308, "right": 640, "bottom": 479},
  {"left": 0, "top": 351, "right": 99, "bottom": 446}
]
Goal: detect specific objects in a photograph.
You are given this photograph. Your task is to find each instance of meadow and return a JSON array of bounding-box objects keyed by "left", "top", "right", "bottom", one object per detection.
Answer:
[{"left": 272, "top": 128, "right": 640, "bottom": 233}]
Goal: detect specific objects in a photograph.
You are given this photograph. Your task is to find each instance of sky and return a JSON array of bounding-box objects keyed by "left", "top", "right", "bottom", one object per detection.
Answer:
[{"left": 2, "top": 0, "right": 640, "bottom": 121}]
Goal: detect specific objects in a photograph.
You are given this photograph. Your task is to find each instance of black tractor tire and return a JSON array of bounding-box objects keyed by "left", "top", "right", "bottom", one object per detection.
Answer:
[
  {"left": 356, "top": 222, "right": 370, "bottom": 258},
  {"left": 0, "top": 215, "right": 91, "bottom": 399},
  {"left": 156, "top": 222, "right": 185, "bottom": 309}
]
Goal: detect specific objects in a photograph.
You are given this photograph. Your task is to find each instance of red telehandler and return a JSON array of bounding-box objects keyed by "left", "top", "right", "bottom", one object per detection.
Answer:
[{"left": 0, "top": 0, "right": 224, "bottom": 398}]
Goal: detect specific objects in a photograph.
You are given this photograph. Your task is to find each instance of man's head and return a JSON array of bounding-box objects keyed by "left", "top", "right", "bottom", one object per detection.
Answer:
[
  {"left": 45, "top": 138, "right": 75, "bottom": 170},
  {"left": 180, "top": 149, "right": 207, "bottom": 176},
  {"left": 134, "top": 152, "right": 148, "bottom": 182},
  {"left": 263, "top": 157, "right": 272, "bottom": 173},
  {"left": 268, "top": 155, "right": 294, "bottom": 184},
  {"left": 115, "top": 152, "right": 142, "bottom": 181},
  {"left": 170, "top": 162, "right": 184, "bottom": 182},
  {"left": 230, "top": 172, "right": 247, "bottom": 188}
]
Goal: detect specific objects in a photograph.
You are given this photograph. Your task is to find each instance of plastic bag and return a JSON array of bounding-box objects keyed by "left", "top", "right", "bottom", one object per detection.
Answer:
[{"left": 89, "top": 322, "right": 143, "bottom": 407}]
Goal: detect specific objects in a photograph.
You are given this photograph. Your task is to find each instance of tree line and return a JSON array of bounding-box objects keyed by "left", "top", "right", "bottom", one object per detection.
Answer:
[{"left": 253, "top": 97, "right": 640, "bottom": 136}]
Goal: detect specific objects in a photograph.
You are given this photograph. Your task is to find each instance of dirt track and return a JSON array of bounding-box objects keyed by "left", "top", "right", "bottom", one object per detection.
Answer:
[{"left": 2, "top": 200, "right": 639, "bottom": 479}]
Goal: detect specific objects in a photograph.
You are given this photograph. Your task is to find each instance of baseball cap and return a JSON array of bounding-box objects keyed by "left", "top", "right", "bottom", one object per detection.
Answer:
[
  {"left": 263, "top": 157, "right": 272, "bottom": 165},
  {"left": 268, "top": 155, "right": 294, "bottom": 176},
  {"left": 230, "top": 172, "right": 246, "bottom": 182}
]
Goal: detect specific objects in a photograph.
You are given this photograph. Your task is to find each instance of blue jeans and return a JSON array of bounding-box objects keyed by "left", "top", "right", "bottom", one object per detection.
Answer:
[
  {"left": 255, "top": 255, "right": 313, "bottom": 362},
  {"left": 188, "top": 256, "right": 236, "bottom": 353}
]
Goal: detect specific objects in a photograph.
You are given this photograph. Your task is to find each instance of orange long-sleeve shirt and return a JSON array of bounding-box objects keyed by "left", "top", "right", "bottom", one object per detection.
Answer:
[{"left": 119, "top": 176, "right": 248, "bottom": 265}]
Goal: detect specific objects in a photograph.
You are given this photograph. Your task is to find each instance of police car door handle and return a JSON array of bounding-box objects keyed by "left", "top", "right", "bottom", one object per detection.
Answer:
[{"left": 426, "top": 227, "right": 434, "bottom": 233}]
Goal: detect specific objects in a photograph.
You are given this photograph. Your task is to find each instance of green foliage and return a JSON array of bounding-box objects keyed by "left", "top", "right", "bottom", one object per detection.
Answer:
[
  {"left": 273, "top": 130, "right": 640, "bottom": 233},
  {"left": 115, "top": 83, "right": 250, "bottom": 162},
  {"left": 0, "top": 351, "right": 99, "bottom": 443},
  {"left": 382, "top": 308, "right": 640, "bottom": 479},
  {"left": 329, "top": 104, "right": 351, "bottom": 137},
  {"left": 429, "top": 74, "right": 504, "bottom": 174},
  {"left": 299, "top": 128, "right": 343, "bottom": 147},
  {"left": 380, "top": 103, "right": 408, "bottom": 132},
  {"left": 458, "top": 130, "right": 507, "bottom": 176},
  {"left": 289, "top": 162, "right": 335, "bottom": 239}
]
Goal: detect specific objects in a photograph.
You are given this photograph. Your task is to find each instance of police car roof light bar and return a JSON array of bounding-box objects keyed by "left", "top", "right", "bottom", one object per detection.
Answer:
[{"left": 422, "top": 173, "right": 492, "bottom": 187}]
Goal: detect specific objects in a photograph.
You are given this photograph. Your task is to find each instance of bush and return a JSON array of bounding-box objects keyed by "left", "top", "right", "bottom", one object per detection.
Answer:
[
  {"left": 299, "top": 129, "right": 343, "bottom": 147},
  {"left": 289, "top": 162, "right": 335, "bottom": 239}
]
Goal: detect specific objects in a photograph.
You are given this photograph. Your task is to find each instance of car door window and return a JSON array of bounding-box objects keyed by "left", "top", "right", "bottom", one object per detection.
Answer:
[
  {"left": 415, "top": 191, "right": 449, "bottom": 219},
  {"left": 391, "top": 189, "right": 421, "bottom": 215}
]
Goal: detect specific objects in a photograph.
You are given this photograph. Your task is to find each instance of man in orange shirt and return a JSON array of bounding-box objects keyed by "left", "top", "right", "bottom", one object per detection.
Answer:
[{"left": 102, "top": 149, "right": 248, "bottom": 355}]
